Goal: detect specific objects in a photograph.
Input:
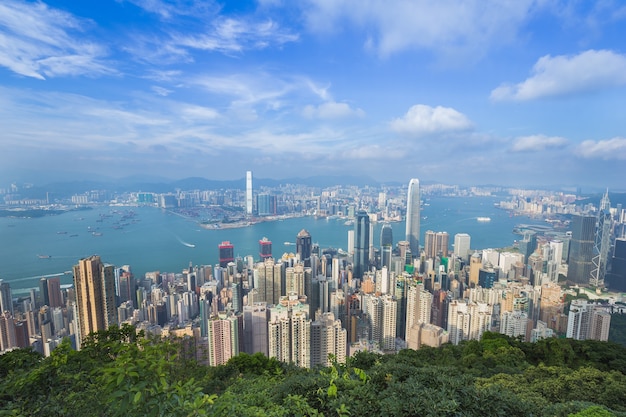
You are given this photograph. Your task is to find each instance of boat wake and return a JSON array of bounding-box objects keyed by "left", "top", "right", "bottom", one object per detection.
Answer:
[{"left": 177, "top": 237, "right": 196, "bottom": 248}]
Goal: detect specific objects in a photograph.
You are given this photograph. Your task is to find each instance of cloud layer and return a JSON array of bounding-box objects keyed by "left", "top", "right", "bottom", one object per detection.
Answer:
[{"left": 491, "top": 50, "right": 626, "bottom": 101}]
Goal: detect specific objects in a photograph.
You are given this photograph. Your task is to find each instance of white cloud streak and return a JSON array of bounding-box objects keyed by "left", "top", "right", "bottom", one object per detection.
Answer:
[
  {"left": 302, "top": 0, "right": 540, "bottom": 58},
  {"left": 303, "top": 101, "right": 364, "bottom": 119},
  {"left": 491, "top": 49, "right": 626, "bottom": 101},
  {"left": 511, "top": 134, "right": 568, "bottom": 152},
  {"left": 576, "top": 138, "right": 626, "bottom": 160},
  {"left": 390, "top": 104, "right": 473, "bottom": 137},
  {"left": 0, "top": 0, "right": 114, "bottom": 79}
]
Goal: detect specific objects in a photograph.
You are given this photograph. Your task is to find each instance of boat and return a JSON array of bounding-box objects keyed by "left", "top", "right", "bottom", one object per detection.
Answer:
[
  {"left": 69, "top": 234, "right": 78, "bottom": 237},
  {"left": 477, "top": 217, "right": 491, "bottom": 222},
  {"left": 92, "top": 232, "right": 103, "bottom": 236},
  {"left": 56, "top": 231, "right": 67, "bottom": 234},
  {"left": 37, "top": 255, "right": 51, "bottom": 259},
  {"left": 284, "top": 242, "right": 292, "bottom": 245}
]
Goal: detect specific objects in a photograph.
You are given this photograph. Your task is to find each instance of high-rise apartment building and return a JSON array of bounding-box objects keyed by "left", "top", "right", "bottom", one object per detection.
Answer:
[
  {"left": 424, "top": 231, "right": 449, "bottom": 259},
  {"left": 73, "top": 255, "right": 116, "bottom": 347},
  {"left": 0, "top": 280, "right": 13, "bottom": 315},
  {"left": 310, "top": 312, "right": 346, "bottom": 367},
  {"left": 405, "top": 178, "right": 421, "bottom": 256},
  {"left": 567, "top": 215, "right": 596, "bottom": 285},
  {"left": 207, "top": 314, "right": 243, "bottom": 366},
  {"left": 354, "top": 211, "right": 370, "bottom": 279}
]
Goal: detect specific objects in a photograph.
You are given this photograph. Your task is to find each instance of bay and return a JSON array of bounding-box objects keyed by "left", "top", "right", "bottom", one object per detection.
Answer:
[{"left": 0, "top": 196, "right": 545, "bottom": 292}]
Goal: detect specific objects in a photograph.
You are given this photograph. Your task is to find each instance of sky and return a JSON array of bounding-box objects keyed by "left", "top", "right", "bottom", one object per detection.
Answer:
[{"left": 1, "top": 0, "right": 626, "bottom": 189}]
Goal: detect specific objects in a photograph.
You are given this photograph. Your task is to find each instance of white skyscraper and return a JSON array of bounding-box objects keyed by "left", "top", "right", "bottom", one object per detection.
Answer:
[
  {"left": 405, "top": 178, "right": 421, "bottom": 256},
  {"left": 454, "top": 233, "right": 471, "bottom": 262},
  {"left": 246, "top": 171, "right": 253, "bottom": 216}
]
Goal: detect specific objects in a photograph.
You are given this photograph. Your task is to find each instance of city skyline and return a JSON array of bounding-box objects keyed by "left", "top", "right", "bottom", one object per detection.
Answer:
[{"left": 1, "top": 1, "right": 626, "bottom": 187}]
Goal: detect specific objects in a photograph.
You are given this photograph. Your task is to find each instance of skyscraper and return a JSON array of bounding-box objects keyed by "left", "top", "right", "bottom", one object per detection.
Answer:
[
  {"left": 454, "top": 233, "right": 471, "bottom": 262},
  {"left": 405, "top": 178, "right": 420, "bottom": 256},
  {"left": 218, "top": 241, "right": 234, "bottom": 268},
  {"left": 246, "top": 171, "right": 253, "bottom": 216},
  {"left": 259, "top": 237, "right": 272, "bottom": 260},
  {"left": 567, "top": 215, "right": 596, "bottom": 285},
  {"left": 591, "top": 190, "right": 612, "bottom": 288},
  {"left": 296, "top": 229, "right": 312, "bottom": 266},
  {"left": 607, "top": 238, "right": 626, "bottom": 291},
  {"left": 0, "top": 280, "right": 13, "bottom": 315},
  {"left": 73, "top": 255, "right": 116, "bottom": 347},
  {"left": 380, "top": 222, "right": 393, "bottom": 270},
  {"left": 354, "top": 210, "right": 370, "bottom": 279}
]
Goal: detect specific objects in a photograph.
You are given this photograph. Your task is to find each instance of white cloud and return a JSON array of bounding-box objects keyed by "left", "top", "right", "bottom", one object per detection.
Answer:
[
  {"left": 491, "top": 50, "right": 626, "bottom": 101},
  {"left": 151, "top": 86, "right": 173, "bottom": 96},
  {"left": 181, "top": 105, "right": 220, "bottom": 121},
  {"left": 0, "top": 0, "right": 114, "bottom": 79},
  {"left": 390, "top": 104, "right": 473, "bottom": 137},
  {"left": 173, "top": 18, "right": 298, "bottom": 54},
  {"left": 576, "top": 138, "right": 626, "bottom": 160},
  {"left": 302, "top": 0, "right": 539, "bottom": 58},
  {"left": 511, "top": 134, "right": 568, "bottom": 152},
  {"left": 303, "top": 101, "right": 365, "bottom": 119}
]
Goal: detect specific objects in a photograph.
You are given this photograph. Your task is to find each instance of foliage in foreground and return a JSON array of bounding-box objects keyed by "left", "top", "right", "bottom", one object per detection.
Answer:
[{"left": 2, "top": 327, "right": 626, "bottom": 416}]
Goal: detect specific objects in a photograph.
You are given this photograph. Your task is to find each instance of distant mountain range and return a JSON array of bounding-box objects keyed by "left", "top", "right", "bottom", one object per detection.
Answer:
[{"left": 10, "top": 175, "right": 397, "bottom": 199}]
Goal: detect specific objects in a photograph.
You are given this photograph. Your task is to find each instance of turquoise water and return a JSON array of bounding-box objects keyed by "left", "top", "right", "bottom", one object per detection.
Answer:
[{"left": 0, "top": 196, "right": 544, "bottom": 292}]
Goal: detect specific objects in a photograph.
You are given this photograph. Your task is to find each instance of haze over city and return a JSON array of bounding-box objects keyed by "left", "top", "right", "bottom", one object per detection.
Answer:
[{"left": 1, "top": 0, "right": 626, "bottom": 188}]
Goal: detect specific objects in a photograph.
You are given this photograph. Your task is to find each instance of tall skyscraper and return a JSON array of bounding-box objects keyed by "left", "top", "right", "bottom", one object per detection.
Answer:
[
  {"left": 259, "top": 237, "right": 272, "bottom": 260},
  {"left": 246, "top": 171, "right": 253, "bottom": 216},
  {"left": 607, "top": 238, "right": 626, "bottom": 291},
  {"left": 354, "top": 211, "right": 370, "bottom": 279},
  {"left": 405, "top": 179, "right": 420, "bottom": 256},
  {"left": 454, "top": 233, "right": 471, "bottom": 262},
  {"left": 218, "top": 241, "right": 234, "bottom": 268},
  {"left": 591, "top": 190, "right": 612, "bottom": 288},
  {"left": 380, "top": 222, "right": 393, "bottom": 270},
  {"left": 296, "top": 229, "right": 312, "bottom": 266},
  {"left": 567, "top": 215, "right": 596, "bottom": 285},
  {"left": 73, "top": 255, "right": 116, "bottom": 347}
]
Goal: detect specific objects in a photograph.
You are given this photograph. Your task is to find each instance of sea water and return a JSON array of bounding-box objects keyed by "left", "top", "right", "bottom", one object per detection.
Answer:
[{"left": 0, "top": 196, "right": 545, "bottom": 292}]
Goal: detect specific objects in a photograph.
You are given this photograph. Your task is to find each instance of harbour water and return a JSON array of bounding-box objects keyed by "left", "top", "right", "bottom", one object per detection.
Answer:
[{"left": 0, "top": 196, "right": 546, "bottom": 292}]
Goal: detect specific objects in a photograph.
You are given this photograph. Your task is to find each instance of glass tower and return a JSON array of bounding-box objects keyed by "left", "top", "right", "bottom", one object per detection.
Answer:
[{"left": 405, "top": 178, "right": 420, "bottom": 256}]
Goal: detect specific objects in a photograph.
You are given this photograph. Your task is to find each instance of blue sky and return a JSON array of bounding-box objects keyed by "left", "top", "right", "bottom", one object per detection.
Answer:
[{"left": 1, "top": 0, "right": 626, "bottom": 189}]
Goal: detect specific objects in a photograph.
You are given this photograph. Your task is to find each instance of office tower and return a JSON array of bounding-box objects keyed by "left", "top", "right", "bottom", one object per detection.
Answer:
[
  {"left": 607, "top": 238, "right": 626, "bottom": 291},
  {"left": 0, "top": 280, "right": 13, "bottom": 315},
  {"left": 296, "top": 229, "right": 312, "bottom": 266},
  {"left": 405, "top": 282, "right": 432, "bottom": 348},
  {"left": 257, "top": 194, "right": 276, "bottom": 216},
  {"left": 468, "top": 252, "right": 482, "bottom": 287},
  {"left": 380, "top": 222, "right": 393, "bottom": 270},
  {"left": 39, "top": 277, "right": 49, "bottom": 307},
  {"left": 405, "top": 178, "right": 421, "bottom": 256},
  {"left": 243, "top": 302, "right": 269, "bottom": 355},
  {"left": 218, "top": 241, "right": 234, "bottom": 268},
  {"left": 46, "top": 277, "right": 63, "bottom": 308},
  {"left": 259, "top": 237, "right": 272, "bottom": 260},
  {"left": 115, "top": 266, "right": 135, "bottom": 307},
  {"left": 591, "top": 190, "right": 612, "bottom": 288},
  {"left": 567, "top": 215, "right": 596, "bottom": 285},
  {"left": 73, "top": 255, "right": 116, "bottom": 347},
  {"left": 347, "top": 230, "right": 355, "bottom": 256},
  {"left": 478, "top": 262, "right": 497, "bottom": 289},
  {"left": 397, "top": 240, "right": 411, "bottom": 265},
  {"left": 519, "top": 231, "right": 537, "bottom": 262},
  {"left": 354, "top": 210, "right": 370, "bottom": 279},
  {"left": 207, "top": 314, "right": 243, "bottom": 366},
  {"left": 246, "top": 171, "right": 253, "bottom": 216},
  {"left": 310, "top": 312, "right": 347, "bottom": 367},
  {"left": 454, "top": 233, "right": 471, "bottom": 262},
  {"left": 394, "top": 276, "right": 408, "bottom": 339}
]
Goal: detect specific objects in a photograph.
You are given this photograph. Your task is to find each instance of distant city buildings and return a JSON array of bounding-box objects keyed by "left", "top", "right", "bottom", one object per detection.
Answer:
[{"left": 2, "top": 178, "right": 626, "bottom": 372}]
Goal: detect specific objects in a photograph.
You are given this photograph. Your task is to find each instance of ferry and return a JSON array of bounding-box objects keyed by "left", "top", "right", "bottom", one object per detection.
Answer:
[
  {"left": 37, "top": 255, "right": 51, "bottom": 259},
  {"left": 477, "top": 217, "right": 491, "bottom": 222}
]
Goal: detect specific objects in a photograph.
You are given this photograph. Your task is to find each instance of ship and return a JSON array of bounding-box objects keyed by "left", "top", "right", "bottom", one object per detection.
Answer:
[
  {"left": 37, "top": 255, "right": 51, "bottom": 259},
  {"left": 477, "top": 217, "right": 491, "bottom": 222}
]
